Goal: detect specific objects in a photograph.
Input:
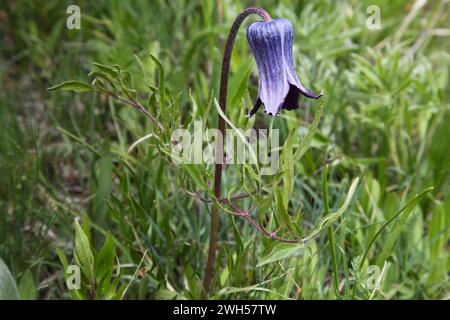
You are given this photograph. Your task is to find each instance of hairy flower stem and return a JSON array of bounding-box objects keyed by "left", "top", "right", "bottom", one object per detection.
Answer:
[{"left": 202, "top": 7, "right": 272, "bottom": 297}]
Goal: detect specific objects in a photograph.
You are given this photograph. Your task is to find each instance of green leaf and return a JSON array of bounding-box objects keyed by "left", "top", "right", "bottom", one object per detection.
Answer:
[
  {"left": 229, "top": 60, "right": 253, "bottom": 108},
  {"left": 214, "top": 99, "right": 259, "bottom": 174},
  {"left": 74, "top": 220, "right": 95, "bottom": 283},
  {"left": 257, "top": 243, "right": 303, "bottom": 267},
  {"left": 56, "top": 248, "right": 69, "bottom": 272},
  {"left": 95, "top": 234, "right": 116, "bottom": 298},
  {"left": 282, "top": 131, "right": 295, "bottom": 208},
  {"left": 275, "top": 186, "right": 292, "bottom": 231},
  {"left": 215, "top": 285, "right": 271, "bottom": 298},
  {"left": 323, "top": 164, "right": 340, "bottom": 297},
  {"left": 120, "top": 85, "right": 138, "bottom": 100},
  {"left": 0, "top": 257, "right": 20, "bottom": 300},
  {"left": 150, "top": 54, "right": 165, "bottom": 110},
  {"left": 294, "top": 100, "right": 324, "bottom": 160},
  {"left": 96, "top": 234, "right": 116, "bottom": 282},
  {"left": 17, "top": 270, "right": 37, "bottom": 300},
  {"left": 181, "top": 164, "right": 208, "bottom": 191},
  {"left": 303, "top": 177, "right": 360, "bottom": 242},
  {"left": 360, "top": 187, "right": 433, "bottom": 268},
  {"left": 230, "top": 217, "right": 244, "bottom": 255},
  {"left": 375, "top": 190, "right": 432, "bottom": 266},
  {"left": 88, "top": 71, "right": 117, "bottom": 90},
  {"left": 82, "top": 215, "right": 92, "bottom": 245},
  {"left": 154, "top": 288, "right": 185, "bottom": 300},
  {"left": 427, "top": 201, "right": 448, "bottom": 283},
  {"left": 47, "top": 80, "right": 93, "bottom": 92},
  {"left": 93, "top": 62, "right": 119, "bottom": 79},
  {"left": 95, "top": 143, "right": 113, "bottom": 226}
]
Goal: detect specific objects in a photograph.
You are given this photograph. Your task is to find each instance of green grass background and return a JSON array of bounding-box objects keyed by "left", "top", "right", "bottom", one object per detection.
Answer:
[{"left": 0, "top": 0, "right": 449, "bottom": 299}]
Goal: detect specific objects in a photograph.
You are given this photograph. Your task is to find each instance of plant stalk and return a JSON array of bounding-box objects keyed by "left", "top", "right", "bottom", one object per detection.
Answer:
[
  {"left": 323, "top": 164, "right": 340, "bottom": 297},
  {"left": 202, "top": 7, "right": 272, "bottom": 297}
]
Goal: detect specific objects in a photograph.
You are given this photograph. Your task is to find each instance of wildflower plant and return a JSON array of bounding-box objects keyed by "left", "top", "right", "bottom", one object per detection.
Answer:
[{"left": 45, "top": 4, "right": 438, "bottom": 300}]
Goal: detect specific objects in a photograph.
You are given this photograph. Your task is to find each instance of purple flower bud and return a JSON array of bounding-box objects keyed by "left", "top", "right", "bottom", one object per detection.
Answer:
[{"left": 246, "top": 18, "right": 323, "bottom": 117}]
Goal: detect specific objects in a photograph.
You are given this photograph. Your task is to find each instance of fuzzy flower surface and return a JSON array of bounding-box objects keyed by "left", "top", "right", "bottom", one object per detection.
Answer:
[{"left": 246, "top": 18, "right": 322, "bottom": 117}]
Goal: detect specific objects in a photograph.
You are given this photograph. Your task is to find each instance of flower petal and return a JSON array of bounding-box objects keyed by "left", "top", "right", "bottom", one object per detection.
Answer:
[
  {"left": 278, "top": 18, "right": 323, "bottom": 100},
  {"left": 248, "top": 98, "right": 262, "bottom": 118},
  {"left": 247, "top": 20, "right": 290, "bottom": 115},
  {"left": 281, "top": 85, "right": 300, "bottom": 110},
  {"left": 246, "top": 17, "right": 323, "bottom": 117}
]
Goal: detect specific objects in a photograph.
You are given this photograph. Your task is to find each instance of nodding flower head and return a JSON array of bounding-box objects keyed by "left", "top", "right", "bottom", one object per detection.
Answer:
[{"left": 246, "top": 18, "right": 323, "bottom": 117}]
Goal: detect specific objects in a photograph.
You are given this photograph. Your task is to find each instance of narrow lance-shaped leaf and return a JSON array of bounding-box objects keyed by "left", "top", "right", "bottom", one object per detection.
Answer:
[
  {"left": 303, "top": 177, "right": 360, "bottom": 242},
  {"left": 93, "top": 62, "right": 119, "bottom": 79},
  {"left": 150, "top": 54, "right": 166, "bottom": 111},
  {"left": 48, "top": 80, "right": 94, "bottom": 93},
  {"left": 282, "top": 130, "right": 295, "bottom": 208},
  {"left": 0, "top": 257, "right": 20, "bottom": 300},
  {"left": 17, "top": 270, "right": 37, "bottom": 300},
  {"left": 74, "top": 220, "right": 95, "bottom": 283},
  {"left": 257, "top": 243, "right": 303, "bottom": 267},
  {"left": 275, "top": 186, "right": 293, "bottom": 232},
  {"left": 375, "top": 188, "right": 434, "bottom": 266},
  {"left": 294, "top": 100, "right": 325, "bottom": 160}
]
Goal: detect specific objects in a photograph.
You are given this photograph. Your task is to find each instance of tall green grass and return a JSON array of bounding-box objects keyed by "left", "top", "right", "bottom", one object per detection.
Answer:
[{"left": 0, "top": 0, "right": 448, "bottom": 299}]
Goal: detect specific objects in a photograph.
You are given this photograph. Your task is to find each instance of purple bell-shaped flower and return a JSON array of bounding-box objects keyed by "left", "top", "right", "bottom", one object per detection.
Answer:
[{"left": 246, "top": 18, "right": 323, "bottom": 117}]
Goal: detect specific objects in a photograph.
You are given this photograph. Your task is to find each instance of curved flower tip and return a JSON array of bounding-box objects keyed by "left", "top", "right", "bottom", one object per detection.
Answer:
[{"left": 246, "top": 17, "right": 323, "bottom": 117}]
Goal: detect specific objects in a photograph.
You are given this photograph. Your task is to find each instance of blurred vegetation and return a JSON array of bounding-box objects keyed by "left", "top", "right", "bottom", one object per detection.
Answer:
[{"left": 0, "top": 0, "right": 449, "bottom": 299}]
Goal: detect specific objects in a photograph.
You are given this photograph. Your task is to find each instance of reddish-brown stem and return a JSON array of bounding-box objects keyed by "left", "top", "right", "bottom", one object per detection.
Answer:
[
  {"left": 202, "top": 7, "right": 272, "bottom": 296},
  {"left": 229, "top": 203, "right": 299, "bottom": 244},
  {"left": 105, "top": 92, "right": 165, "bottom": 132},
  {"left": 186, "top": 189, "right": 256, "bottom": 203}
]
